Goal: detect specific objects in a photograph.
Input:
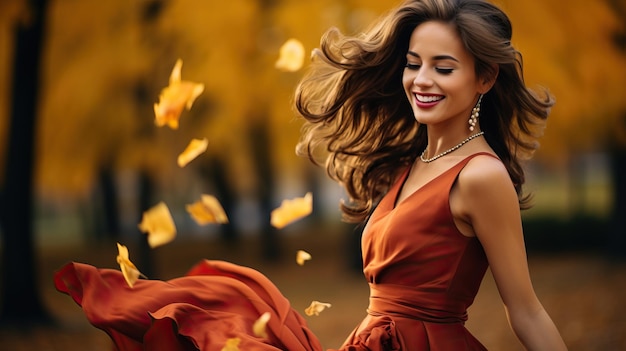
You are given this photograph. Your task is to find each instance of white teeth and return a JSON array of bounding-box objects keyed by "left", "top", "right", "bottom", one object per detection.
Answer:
[{"left": 415, "top": 94, "right": 443, "bottom": 103}]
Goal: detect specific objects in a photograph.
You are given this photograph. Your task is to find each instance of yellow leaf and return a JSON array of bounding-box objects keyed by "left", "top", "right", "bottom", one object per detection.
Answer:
[
  {"left": 177, "top": 138, "right": 209, "bottom": 167},
  {"left": 253, "top": 312, "right": 270, "bottom": 339},
  {"left": 116, "top": 243, "right": 145, "bottom": 288},
  {"left": 275, "top": 38, "right": 305, "bottom": 72},
  {"left": 220, "top": 337, "right": 241, "bottom": 351},
  {"left": 270, "top": 192, "right": 312, "bottom": 229},
  {"left": 296, "top": 249, "right": 312, "bottom": 266},
  {"left": 153, "top": 58, "right": 205, "bottom": 130},
  {"left": 186, "top": 194, "right": 229, "bottom": 225},
  {"left": 138, "top": 202, "right": 177, "bottom": 248},
  {"left": 304, "top": 301, "right": 331, "bottom": 316}
]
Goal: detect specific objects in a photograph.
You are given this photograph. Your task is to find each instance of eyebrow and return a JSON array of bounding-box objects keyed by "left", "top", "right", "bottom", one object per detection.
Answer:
[{"left": 407, "top": 51, "right": 459, "bottom": 62}]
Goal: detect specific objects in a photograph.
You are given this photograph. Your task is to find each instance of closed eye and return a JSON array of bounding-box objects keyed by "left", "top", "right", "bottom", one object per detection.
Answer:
[
  {"left": 435, "top": 68, "right": 454, "bottom": 74},
  {"left": 405, "top": 63, "right": 420, "bottom": 70}
]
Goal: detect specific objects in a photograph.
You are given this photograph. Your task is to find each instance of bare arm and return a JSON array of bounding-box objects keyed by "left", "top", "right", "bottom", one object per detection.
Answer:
[{"left": 454, "top": 156, "right": 567, "bottom": 351}]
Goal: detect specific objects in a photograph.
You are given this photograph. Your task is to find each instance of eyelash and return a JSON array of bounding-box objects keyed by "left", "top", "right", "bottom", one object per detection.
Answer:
[{"left": 405, "top": 64, "right": 454, "bottom": 75}]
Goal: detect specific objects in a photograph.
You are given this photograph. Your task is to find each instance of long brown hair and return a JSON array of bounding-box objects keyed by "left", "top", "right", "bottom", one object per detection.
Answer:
[{"left": 295, "top": 0, "right": 554, "bottom": 223}]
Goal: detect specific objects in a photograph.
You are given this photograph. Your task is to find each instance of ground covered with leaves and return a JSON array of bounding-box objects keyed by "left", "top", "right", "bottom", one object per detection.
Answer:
[{"left": 1, "top": 226, "right": 624, "bottom": 351}]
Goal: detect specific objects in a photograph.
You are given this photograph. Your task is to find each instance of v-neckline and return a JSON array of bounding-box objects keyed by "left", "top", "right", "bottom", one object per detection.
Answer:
[
  {"left": 392, "top": 163, "right": 459, "bottom": 210},
  {"left": 392, "top": 152, "right": 495, "bottom": 210}
]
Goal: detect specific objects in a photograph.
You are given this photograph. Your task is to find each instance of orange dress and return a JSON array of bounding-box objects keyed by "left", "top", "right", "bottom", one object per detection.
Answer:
[
  {"left": 54, "top": 153, "right": 492, "bottom": 350},
  {"left": 334, "top": 153, "right": 492, "bottom": 350}
]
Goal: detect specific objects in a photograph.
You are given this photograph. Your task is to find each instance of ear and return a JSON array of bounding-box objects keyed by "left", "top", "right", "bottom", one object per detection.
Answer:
[{"left": 479, "top": 64, "right": 499, "bottom": 94}]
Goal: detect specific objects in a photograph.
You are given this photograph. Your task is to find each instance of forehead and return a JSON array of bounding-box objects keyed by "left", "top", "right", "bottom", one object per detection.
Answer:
[{"left": 407, "top": 21, "right": 471, "bottom": 61}]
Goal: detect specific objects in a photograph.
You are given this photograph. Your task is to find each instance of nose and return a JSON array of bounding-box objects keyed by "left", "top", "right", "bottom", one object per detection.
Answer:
[{"left": 413, "top": 68, "right": 433, "bottom": 87}]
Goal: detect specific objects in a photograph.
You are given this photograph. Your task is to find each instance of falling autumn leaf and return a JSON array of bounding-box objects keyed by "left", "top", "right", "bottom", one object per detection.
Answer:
[
  {"left": 296, "top": 250, "right": 312, "bottom": 266},
  {"left": 116, "top": 243, "right": 146, "bottom": 288},
  {"left": 220, "top": 337, "right": 241, "bottom": 351},
  {"left": 153, "top": 58, "right": 205, "bottom": 130},
  {"left": 275, "top": 38, "right": 305, "bottom": 72},
  {"left": 253, "top": 312, "right": 271, "bottom": 339},
  {"left": 304, "top": 301, "right": 332, "bottom": 316},
  {"left": 138, "top": 201, "right": 177, "bottom": 248},
  {"left": 177, "top": 138, "right": 209, "bottom": 167},
  {"left": 270, "top": 192, "right": 312, "bottom": 229},
  {"left": 186, "top": 194, "right": 229, "bottom": 225}
]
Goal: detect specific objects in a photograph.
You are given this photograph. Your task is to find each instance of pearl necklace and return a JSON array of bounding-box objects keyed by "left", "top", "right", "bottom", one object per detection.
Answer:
[{"left": 420, "top": 131, "right": 484, "bottom": 163}]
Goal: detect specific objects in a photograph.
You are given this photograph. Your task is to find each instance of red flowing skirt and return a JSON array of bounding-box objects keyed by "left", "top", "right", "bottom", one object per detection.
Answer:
[{"left": 54, "top": 260, "right": 323, "bottom": 351}]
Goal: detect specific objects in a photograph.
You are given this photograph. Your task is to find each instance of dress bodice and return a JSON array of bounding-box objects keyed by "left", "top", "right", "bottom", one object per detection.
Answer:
[{"left": 361, "top": 153, "right": 493, "bottom": 324}]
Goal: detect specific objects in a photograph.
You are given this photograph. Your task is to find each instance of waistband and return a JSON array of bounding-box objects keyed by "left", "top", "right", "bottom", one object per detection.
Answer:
[{"left": 367, "top": 283, "right": 468, "bottom": 324}]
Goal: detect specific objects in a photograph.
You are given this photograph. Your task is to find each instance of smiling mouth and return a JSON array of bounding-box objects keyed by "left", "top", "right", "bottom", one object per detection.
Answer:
[{"left": 415, "top": 94, "right": 444, "bottom": 103}]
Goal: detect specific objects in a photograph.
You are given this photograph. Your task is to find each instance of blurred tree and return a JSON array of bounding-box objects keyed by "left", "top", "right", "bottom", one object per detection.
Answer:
[
  {"left": 0, "top": 0, "right": 51, "bottom": 324},
  {"left": 248, "top": 117, "right": 281, "bottom": 260},
  {"left": 95, "top": 161, "right": 121, "bottom": 241},
  {"left": 0, "top": 0, "right": 622, "bottom": 277},
  {"left": 504, "top": 0, "right": 626, "bottom": 254},
  {"left": 605, "top": 0, "right": 626, "bottom": 259},
  {"left": 198, "top": 157, "right": 239, "bottom": 246},
  {"left": 501, "top": 0, "right": 626, "bottom": 192}
]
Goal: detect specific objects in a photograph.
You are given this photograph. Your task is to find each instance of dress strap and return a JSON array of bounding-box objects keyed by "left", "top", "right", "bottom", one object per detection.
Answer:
[
  {"left": 450, "top": 152, "right": 500, "bottom": 174},
  {"left": 460, "top": 151, "right": 500, "bottom": 162}
]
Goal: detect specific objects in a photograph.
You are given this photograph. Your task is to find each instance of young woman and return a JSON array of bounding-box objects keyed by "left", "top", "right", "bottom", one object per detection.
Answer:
[
  {"left": 55, "top": 0, "right": 567, "bottom": 350},
  {"left": 294, "top": 0, "right": 567, "bottom": 349}
]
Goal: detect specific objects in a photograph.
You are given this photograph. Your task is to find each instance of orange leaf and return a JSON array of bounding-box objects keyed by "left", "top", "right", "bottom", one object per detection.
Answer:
[
  {"left": 296, "top": 250, "right": 312, "bottom": 266},
  {"left": 253, "top": 312, "right": 270, "bottom": 339},
  {"left": 138, "top": 202, "right": 177, "bottom": 248},
  {"left": 270, "top": 192, "right": 312, "bottom": 229},
  {"left": 304, "top": 301, "right": 331, "bottom": 316},
  {"left": 275, "top": 38, "right": 305, "bottom": 72},
  {"left": 186, "top": 194, "right": 229, "bottom": 225},
  {"left": 153, "top": 59, "right": 205, "bottom": 130},
  {"left": 177, "top": 138, "right": 209, "bottom": 167},
  {"left": 116, "top": 243, "right": 145, "bottom": 288}
]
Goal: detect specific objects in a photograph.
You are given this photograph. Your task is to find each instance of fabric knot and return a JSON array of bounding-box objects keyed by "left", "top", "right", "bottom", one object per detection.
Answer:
[{"left": 339, "top": 317, "right": 400, "bottom": 351}]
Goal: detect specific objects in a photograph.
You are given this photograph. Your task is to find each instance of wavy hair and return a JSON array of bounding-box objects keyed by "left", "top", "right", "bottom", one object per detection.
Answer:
[{"left": 295, "top": 0, "right": 554, "bottom": 223}]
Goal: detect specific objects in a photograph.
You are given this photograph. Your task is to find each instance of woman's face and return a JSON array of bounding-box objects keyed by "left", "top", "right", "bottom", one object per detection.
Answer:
[{"left": 402, "top": 21, "right": 486, "bottom": 129}]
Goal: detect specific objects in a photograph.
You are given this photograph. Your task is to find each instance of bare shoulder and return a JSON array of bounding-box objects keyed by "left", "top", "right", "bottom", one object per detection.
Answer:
[
  {"left": 456, "top": 154, "right": 516, "bottom": 197},
  {"left": 449, "top": 153, "right": 519, "bottom": 236}
]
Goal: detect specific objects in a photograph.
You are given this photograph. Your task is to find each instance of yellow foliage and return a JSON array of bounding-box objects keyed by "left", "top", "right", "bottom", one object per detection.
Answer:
[
  {"left": 116, "top": 242, "right": 145, "bottom": 288},
  {"left": 153, "top": 59, "right": 205, "bottom": 130},
  {"left": 137, "top": 201, "right": 177, "bottom": 248},
  {"left": 186, "top": 194, "right": 229, "bottom": 225},
  {"left": 220, "top": 338, "right": 241, "bottom": 351},
  {"left": 499, "top": 0, "right": 626, "bottom": 155},
  {"left": 252, "top": 312, "right": 271, "bottom": 339},
  {"left": 1, "top": 0, "right": 623, "bottom": 197},
  {"left": 270, "top": 192, "right": 313, "bottom": 229},
  {"left": 304, "top": 300, "right": 332, "bottom": 316},
  {"left": 177, "top": 138, "right": 209, "bottom": 167},
  {"left": 296, "top": 249, "right": 312, "bottom": 266}
]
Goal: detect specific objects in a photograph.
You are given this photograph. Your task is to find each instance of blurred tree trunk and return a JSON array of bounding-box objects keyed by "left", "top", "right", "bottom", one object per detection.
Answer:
[
  {"left": 345, "top": 222, "right": 364, "bottom": 273},
  {"left": 605, "top": 0, "right": 626, "bottom": 260},
  {"left": 304, "top": 164, "right": 323, "bottom": 223},
  {"left": 249, "top": 119, "right": 281, "bottom": 261},
  {"left": 94, "top": 165, "right": 121, "bottom": 241},
  {"left": 607, "top": 139, "right": 626, "bottom": 259},
  {"left": 137, "top": 170, "right": 156, "bottom": 278},
  {"left": 566, "top": 155, "right": 585, "bottom": 216},
  {"left": 0, "top": 0, "right": 50, "bottom": 324}
]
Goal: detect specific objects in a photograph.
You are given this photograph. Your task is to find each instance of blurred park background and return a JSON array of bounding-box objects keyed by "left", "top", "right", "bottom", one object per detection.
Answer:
[{"left": 1, "top": 0, "right": 625, "bottom": 350}]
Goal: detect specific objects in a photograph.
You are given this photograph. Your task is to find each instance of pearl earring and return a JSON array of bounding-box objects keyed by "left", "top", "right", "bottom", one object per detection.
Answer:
[{"left": 469, "top": 94, "right": 483, "bottom": 132}]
